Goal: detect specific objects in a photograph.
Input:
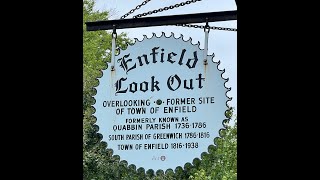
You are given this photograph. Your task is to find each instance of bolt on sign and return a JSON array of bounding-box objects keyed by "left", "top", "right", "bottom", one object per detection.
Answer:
[{"left": 93, "top": 32, "right": 231, "bottom": 172}]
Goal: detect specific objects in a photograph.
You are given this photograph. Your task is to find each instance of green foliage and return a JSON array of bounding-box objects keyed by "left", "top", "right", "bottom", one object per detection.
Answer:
[
  {"left": 83, "top": 0, "right": 133, "bottom": 179},
  {"left": 83, "top": 0, "right": 132, "bottom": 111},
  {"left": 189, "top": 114, "right": 237, "bottom": 180},
  {"left": 189, "top": 169, "right": 211, "bottom": 180}
]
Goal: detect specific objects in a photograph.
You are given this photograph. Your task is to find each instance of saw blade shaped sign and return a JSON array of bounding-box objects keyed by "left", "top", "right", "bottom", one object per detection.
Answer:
[{"left": 93, "top": 32, "right": 231, "bottom": 172}]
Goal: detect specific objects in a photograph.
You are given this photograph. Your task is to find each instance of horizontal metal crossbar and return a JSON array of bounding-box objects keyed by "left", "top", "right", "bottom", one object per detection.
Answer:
[{"left": 86, "top": 10, "right": 237, "bottom": 31}]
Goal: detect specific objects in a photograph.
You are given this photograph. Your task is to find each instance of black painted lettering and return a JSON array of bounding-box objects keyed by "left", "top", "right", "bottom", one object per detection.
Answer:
[
  {"left": 196, "top": 73, "right": 205, "bottom": 89},
  {"left": 127, "top": 107, "right": 146, "bottom": 114},
  {"left": 184, "top": 79, "right": 194, "bottom": 90},
  {"left": 119, "top": 53, "right": 136, "bottom": 74},
  {"left": 167, "top": 74, "right": 181, "bottom": 91},
  {"left": 118, "top": 144, "right": 133, "bottom": 150},
  {"left": 178, "top": 49, "right": 186, "bottom": 65},
  {"left": 151, "top": 76, "right": 160, "bottom": 92},
  {"left": 140, "top": 81, "right": 148, "bottom": 92},
  {"left": 150, "top": 47, "right": 159, "bottom": 63},
  {"left": 115, "top": 77, "right": 128, "bottom": 95},
  {"left": 129, "top": 82, "right": 138, "bottom": 93},
  {"left": 137, "top": 54, "right": 149, "bottom": 66},
  {"left": 186, "top": 51, "right": 199, "bottom": 68},
  {"left": 160, "top": 48, "right": 165, "bottom": 63},
  {"left": 167, "top": 52, "right": 177, "bottom": 63}
]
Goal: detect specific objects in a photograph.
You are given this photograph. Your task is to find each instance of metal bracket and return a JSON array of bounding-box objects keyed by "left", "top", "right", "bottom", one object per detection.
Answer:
[
  {"left": 203, "top": 18, "right": 210, "bottom": 65},
  {"left": 111, "top": 25, "right": 117, "bottom": 71}
]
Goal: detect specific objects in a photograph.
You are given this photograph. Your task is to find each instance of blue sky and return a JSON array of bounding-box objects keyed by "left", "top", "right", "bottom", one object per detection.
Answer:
[{"left": 93, "top": 0, "right": 237, "bottom": 114}]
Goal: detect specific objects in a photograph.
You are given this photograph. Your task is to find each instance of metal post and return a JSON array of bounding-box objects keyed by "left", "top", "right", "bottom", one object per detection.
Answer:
[
  {"left": 111, "top": 25, "right": 117, "bottom": 71},
  {"left": 203, "top": 20, "right": 209, "bottom": 65}
]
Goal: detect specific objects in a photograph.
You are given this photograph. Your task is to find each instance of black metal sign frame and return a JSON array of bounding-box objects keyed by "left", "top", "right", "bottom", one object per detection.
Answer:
[{"left": 86, "top": 10, "right": 237, "bottom": 31}]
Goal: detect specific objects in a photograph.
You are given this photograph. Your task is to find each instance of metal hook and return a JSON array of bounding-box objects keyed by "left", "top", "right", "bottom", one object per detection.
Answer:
[
  {"left": 112, "top": 25, "right": 117, "bottom": 39},
  {"left": 204, "top": 18, "right": 210, "bottom": 32}
]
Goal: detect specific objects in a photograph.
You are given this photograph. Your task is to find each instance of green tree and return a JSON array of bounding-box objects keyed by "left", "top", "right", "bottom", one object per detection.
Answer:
[
  {"left": 190, "top": 110, "right": 237, "bottom": 180},
  {"left": 83, "top": 0, "right": 133, "bottom": 179}
]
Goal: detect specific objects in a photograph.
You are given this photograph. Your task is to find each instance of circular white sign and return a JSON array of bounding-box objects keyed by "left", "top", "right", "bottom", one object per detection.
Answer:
[{"left": 93, "top": 33, "right": 230, "bottom": 172}]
